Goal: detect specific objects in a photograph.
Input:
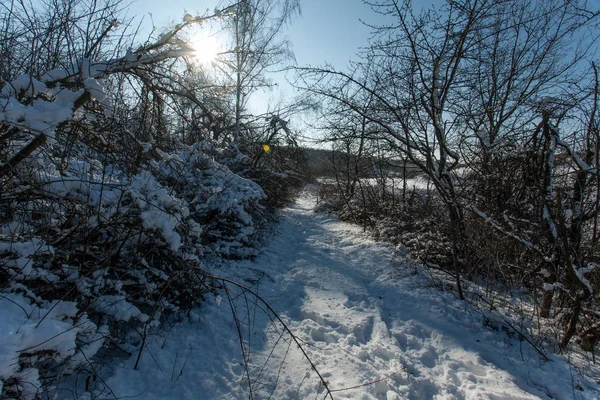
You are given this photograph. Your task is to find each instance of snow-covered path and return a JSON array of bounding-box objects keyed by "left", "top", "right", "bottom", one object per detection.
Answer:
[{"left": 104, "top": 191, "right": 598, "bottom": 400}]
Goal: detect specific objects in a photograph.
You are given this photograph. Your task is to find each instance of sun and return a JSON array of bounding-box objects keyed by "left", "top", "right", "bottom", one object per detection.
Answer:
[{"left": 189, "top": 34, "right": 220, "bottom": 65}]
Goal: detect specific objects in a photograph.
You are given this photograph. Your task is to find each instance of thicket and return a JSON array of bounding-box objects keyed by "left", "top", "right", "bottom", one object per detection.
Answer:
[
  {"left": 301, "top": 0, "right": 600, "bottom": 359},
  {"left": 0, "top": 0, "right": 304, "bottom": 397}
]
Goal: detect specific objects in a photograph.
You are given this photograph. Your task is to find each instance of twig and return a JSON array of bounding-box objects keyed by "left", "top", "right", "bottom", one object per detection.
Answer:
[
  {"left": 224, "top": 283, "right": 255, "bottom": 400},
  {"left": 268, "top": 337, "right": 294, "bottom": 399},
  {"left": 469, "top": 292, "right": 550, "bottom": 362},
  {"left": 134, "top": 320, "right": 150, "bottom": 370},
  {"left": 171, "top": 352, "right": 179, "bottom": 383},
  {"left": 0, "top": 293, "right": 31, "bottom": 318},
  {"left": 327, "top": 367, "right": 405, "bottom": 395},
  {"left": 213, "top": 276, "right": 335, "bottom": 400}
]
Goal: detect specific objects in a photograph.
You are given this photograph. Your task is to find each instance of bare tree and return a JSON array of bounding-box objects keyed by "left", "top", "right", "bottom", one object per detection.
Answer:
[
  {"left": 298, "top": 0, "right": 600, "bottom": 311},
  {"left": 298, "top": 0, "right": 500, "bottom": 299},
  {"left": 0, "top": 1, "right": 237, "bottom": 179},
  {"left": 217, "top": 0, "right": 300, "bottom": 143}
]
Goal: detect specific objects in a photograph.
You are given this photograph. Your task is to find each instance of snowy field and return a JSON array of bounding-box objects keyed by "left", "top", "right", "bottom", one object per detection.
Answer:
[
  {"left": 317, "top": 176, "right": 433, "bottom": 191},
  {"left": 63, "top": 189, "right": 598, "bottom": 399}
]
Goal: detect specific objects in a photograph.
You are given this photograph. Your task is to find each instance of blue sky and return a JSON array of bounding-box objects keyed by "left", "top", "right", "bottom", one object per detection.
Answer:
[
  {"left": 126, "top": 0, "right": 394, "bottom": 113},
  {"left": 130, "top": 0, "right": 379, "bottom": 70},
  {"left": 125, "top": 0, "right": 600, "bottom": 131},
  {"left": 126, "top": 0, "right": 600, "bottom": 130}
]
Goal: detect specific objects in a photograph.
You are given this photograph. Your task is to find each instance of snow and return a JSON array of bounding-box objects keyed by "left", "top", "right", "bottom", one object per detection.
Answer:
[
  {"left": 0, "top": 237, "right": 54, "bottom": 258},
  {"left": 573, "top": 265, "right": 594, "bottom": 295},
  {"left": 83, "top": 78, "right": 107, "bottom": 102},
  {"left": 0, "top": 293, "right": 105, "bottom": 399},
  {"left": 1, "top": 74, "right": 47, "bottom": 98},
  {"left": 93, "top": 295, "right": 149, "bottom": 323},
  {"left": 94, "top": 189, "right": 598, "bottom": 400},
  {"left": 129, "top": 170, "right": 188, "bottom": 251},
  {"left": 543, "top": 283, "right": 555, "bottom": 291},
  {"left": 0, "top": 73, "right": 85, "bottom": 140},
  {"left": 41, "top": 68, "right": 71, "bottom": 82},
  {"left": 318, "top": 176, "right": 433, "bottom": 191}
]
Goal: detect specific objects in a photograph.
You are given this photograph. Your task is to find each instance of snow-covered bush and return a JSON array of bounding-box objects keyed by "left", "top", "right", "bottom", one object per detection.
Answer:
[
  {"left": 0, "top": 2, "right": 280, "bottom": 397},
  {"left": 150, "top": 141, "right": 267, "bottom": 259},
  {"left": 0, "top": 133, "right": 273, "bottom": 392},
  {"left": 319, "top": 179, "right": 454, "bottom": 267},
  {"left": 0, "top": 292, "right": 109, "bottom": 399},
  {"left": 223, "top": 115, "right": 309, "bottom": 211}
]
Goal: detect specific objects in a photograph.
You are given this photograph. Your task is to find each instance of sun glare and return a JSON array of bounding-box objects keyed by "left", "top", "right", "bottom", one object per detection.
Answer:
[{"left": 189, "top": 34, "right": 220, "bottom": 65}]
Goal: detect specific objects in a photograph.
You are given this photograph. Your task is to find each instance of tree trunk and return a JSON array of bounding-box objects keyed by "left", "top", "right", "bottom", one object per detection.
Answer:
[
  {"left": 560, "top": 295, "right": 584, "bottom": 350},
  {"left": 448, "top": 203, "right": 467, "bottom": 300},
  {"left": 540, "top": 290, "right": 554, "bottom": 318}
]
